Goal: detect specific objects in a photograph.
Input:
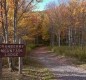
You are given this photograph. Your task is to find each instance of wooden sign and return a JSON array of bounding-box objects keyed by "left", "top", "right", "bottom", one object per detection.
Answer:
[{"left": 0, "top": 44, "right": 26, "bottom": 57}]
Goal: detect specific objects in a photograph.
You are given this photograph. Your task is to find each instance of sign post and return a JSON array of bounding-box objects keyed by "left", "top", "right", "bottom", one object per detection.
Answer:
[
  {"left": 0, "top": 44, "right": 26, "bottom": 76},
  {"left": 0, "top": 57, "right": 2, "bottom": 79},
  {"left": 19, "top": 57, "right": 22, "bottom": 74},
  {"left": 18, "top": 39, "right": 23, "bottom": 74},
  {"left": 0, "top": 36, "right": 3, "bottom": 79}
]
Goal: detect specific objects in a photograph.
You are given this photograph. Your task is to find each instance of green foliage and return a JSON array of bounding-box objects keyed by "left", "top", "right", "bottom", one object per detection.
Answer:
[
  {"left": 52, "top": 46, "right": 86, "bottom": 62},
  {"left": 23, "top": 44, "right": 37, "bottom": 65},
  {"left": 26, "top": 44, "right": 36, "bottom": 52}
]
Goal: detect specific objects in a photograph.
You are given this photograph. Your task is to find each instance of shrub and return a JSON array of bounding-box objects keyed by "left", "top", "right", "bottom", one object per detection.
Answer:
[{"left": 52, "top": 46, "right": 86, "bottom": 62}]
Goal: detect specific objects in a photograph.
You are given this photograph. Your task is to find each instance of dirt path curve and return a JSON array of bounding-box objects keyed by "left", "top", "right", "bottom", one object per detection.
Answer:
[{"left": 30, "top": 47, "right": 86, "bottom": 80}]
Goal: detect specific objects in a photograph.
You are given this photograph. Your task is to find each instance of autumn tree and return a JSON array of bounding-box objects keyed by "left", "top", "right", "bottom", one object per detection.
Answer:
[
  {"left": 45, "top": 0, "right": 86, "bottom": 47},
  {"left": 0, "top": 0, "right": 42, "bottom": 71}
]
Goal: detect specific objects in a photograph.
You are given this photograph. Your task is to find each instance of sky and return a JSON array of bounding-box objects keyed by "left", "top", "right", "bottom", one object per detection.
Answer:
[
  {"left": 34, "top": 0, "right": 68, "bottom": 11},
  {"left": 35, "top": 0, "right": 58, "bottom": 11}
]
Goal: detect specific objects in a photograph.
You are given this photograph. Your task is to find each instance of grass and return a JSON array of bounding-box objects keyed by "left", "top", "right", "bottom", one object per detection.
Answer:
[
  {"left": 26, "top": 44, "right": 37, "bottom": 52},
  {"left": 51, "top": 46, "right": 86, "bottom": 62},
  {"left": 2, "top": 57, "right": 54, "bottom": 80},
  {"left": 2, "top": 44, "right": 55, "bottom": 80},
  {"left": 22, "top": 57, "right": 54, "bottom": 80}
]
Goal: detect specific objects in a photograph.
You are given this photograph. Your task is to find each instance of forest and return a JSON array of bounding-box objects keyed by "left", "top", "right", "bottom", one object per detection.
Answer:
[
  {"left": 0, "top": 0, "right": 86, "bottom": 46},
  {"left": 0, "top": 0, "right": 86, "bottom": 79}
]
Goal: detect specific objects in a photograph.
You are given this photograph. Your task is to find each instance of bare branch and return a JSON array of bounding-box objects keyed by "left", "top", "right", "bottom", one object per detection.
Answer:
[{"left": 17, "top": 0, "right": 34, "bottom": 22}]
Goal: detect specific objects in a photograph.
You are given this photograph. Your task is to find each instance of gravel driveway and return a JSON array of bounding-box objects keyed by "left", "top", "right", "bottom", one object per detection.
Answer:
[{"left": 30, "top": 47, "right": 86, "bottom": 80}]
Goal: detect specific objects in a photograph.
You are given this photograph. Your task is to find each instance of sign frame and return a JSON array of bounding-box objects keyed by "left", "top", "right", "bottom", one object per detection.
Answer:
[{"left": 0, "top": 44, "right": 26, "bottom": 57}]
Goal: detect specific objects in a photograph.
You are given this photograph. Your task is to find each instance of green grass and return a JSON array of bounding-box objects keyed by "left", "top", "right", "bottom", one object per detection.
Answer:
[
  {"left": 26, "top": 44, "right": 37, "bottom": 52},
  {"left": 51, "top": 46, "right": 86, "bottom": 62}
]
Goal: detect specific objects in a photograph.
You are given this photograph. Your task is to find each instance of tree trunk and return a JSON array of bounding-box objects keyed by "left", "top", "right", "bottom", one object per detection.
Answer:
[
  {"left": 58, "top": 30, "right": 61, "bottom": 47},
  {"left": 1, "top": 0, "right": 6, "bottom": 43},
  {"left": 68, "top": 27, "right": 71, "bottom": 47},
  {"left": 50, "top": 26, "right": 55, "bottom": 47},
  {"left": 3, "top": 0, "right": 12, "bottom": 70},
  {"left": 13, "top": 0, "right": 18, "bottom": 43},
  {"left": 9, "top": 0, "right": 18, "bottom": 71}
]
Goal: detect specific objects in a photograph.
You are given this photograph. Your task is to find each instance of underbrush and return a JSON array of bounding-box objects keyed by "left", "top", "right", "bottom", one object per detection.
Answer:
[
  {"left": 26, "top": 44, "right": 37, "bottom": 52},
  {"left": 51, "top": 46, "right": 86, "bottom": 62},
  {"left": 2, "top": 44, "right": 54, "bottom": 80},
  {"left": 2, "top": 56, "right": 54, "bottom": 80}
]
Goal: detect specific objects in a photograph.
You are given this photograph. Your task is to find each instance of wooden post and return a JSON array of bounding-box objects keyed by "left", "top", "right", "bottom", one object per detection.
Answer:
[
  {"left": 0, "top": 36, "right": 3, "bottom": 79},
  {"left": 18, "top": 38, "right": 23, "bottom": 74},
  {"left": 0, "top": 58, "right": 2, "bottom": 79},
  {"left": 19, "top": 57, "right": 22, "bottom": 74}
]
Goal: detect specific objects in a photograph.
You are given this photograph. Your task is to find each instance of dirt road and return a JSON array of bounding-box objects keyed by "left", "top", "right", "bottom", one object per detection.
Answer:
[{"left": 30, "top": 47, "right": 86, "bottom": 80}]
